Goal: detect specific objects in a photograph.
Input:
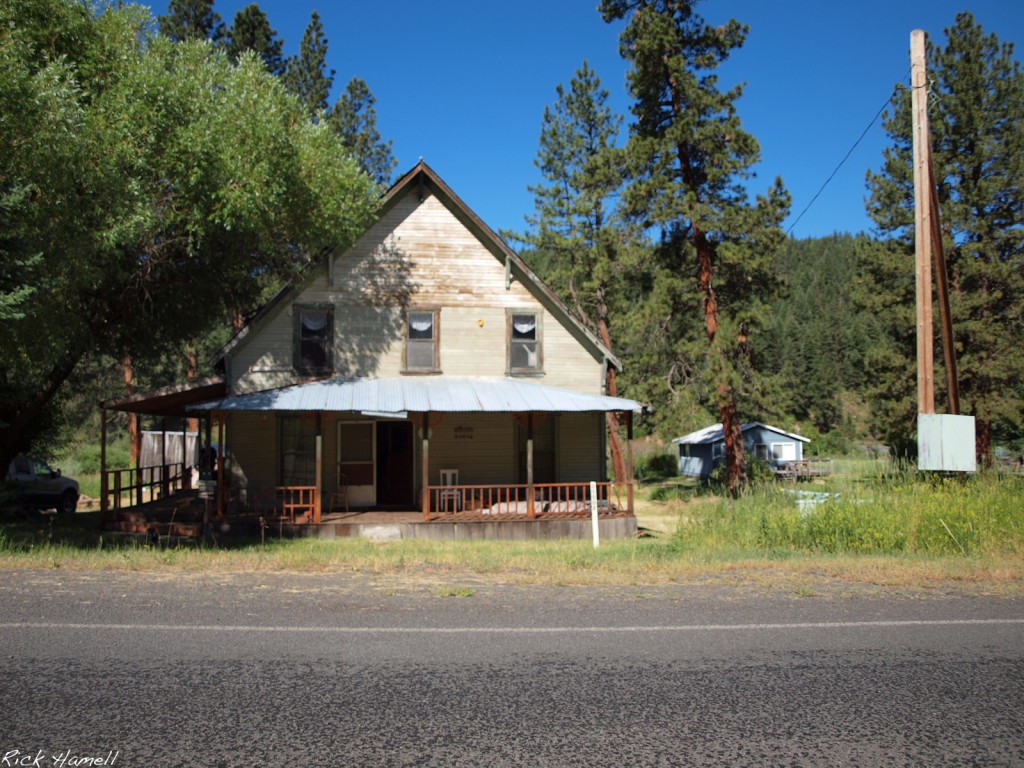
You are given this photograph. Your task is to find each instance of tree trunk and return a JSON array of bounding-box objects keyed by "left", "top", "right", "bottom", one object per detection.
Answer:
[
  {"left": 124, "top": 354, "right": 138, "bottom": 466},
  {"left": 0, "top": 351, "right": 85, "bottom": 473},
  {"left": 696, "top": 232, "right": 746, "bottom": 495},
  {"left": 975, "top": 413, "right": 992, "bottom": 469},
  {"left": 597, "top": 299, "right": 627, "bottom": 485}
]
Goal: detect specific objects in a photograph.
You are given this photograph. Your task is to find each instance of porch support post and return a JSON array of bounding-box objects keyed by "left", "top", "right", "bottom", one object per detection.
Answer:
[
  {"left": 181, "top": 425, "right": 189, "bottom": 491},
  {"left": 314, "top": 413, "right": 322, "bottom": 524},
  {"left": 160, "top": 417, "right": 168, "bottom": 499},
  {"left": 134, "top": 414, "right": 143, "bottom": 508},
  {"left": 100, "top": 407, "right": 108, "bottom": 515},
  {"left": 526, "top": 413, "right": 535, "bottom": 519},
  {"left": 421, "top": 412, "right": 430, "bottom": 521},
  {"left": 216, "top": 412, "right": 225, "bottom": 519},
  {"left": 626, "top": 411, "right": 635, "bottom": 515}
]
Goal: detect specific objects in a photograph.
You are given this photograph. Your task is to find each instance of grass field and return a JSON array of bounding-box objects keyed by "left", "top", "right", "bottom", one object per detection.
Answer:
[{"left": 1, "top": 459, "right": 1021, "bottom": 595}]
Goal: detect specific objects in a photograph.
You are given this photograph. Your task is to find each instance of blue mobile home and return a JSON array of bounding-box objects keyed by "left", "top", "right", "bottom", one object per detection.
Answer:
[{"left": 672, "top": 422, "right": 811, "bottom": 480}]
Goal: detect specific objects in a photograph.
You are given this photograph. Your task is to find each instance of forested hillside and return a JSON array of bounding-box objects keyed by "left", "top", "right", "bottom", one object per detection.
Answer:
[{"left": 3, "top": 1, "right": 1020, "bottom": 481}]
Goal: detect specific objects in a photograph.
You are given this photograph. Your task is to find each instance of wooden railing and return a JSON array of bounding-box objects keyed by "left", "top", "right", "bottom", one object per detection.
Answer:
[
  {"left": 242, "top": 486, "right": 319, "bottom": 523},
  {"left": 774, "top": 459, "right": 833, "bottom": 480},
  {"left": 102, "top": 463, "right": 189, "bottom": 513},
  {"left": 426, "top": 481, "right": 630, "bottom": 520}
]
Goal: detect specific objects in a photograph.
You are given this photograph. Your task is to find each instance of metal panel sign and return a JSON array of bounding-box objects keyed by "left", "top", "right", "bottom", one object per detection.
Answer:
[{"left": 918, "top": 414, "right": 976, "bottom": 472}]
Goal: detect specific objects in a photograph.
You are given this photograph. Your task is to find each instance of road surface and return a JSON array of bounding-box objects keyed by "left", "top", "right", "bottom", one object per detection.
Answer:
[{"left": 1, "top": 571, "right": 1022, "bottom": 766}]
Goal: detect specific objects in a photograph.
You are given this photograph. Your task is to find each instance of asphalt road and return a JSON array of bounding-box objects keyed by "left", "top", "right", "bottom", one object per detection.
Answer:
[{"left": 1, "top": 571, "right": 1022, "bottom": 767}]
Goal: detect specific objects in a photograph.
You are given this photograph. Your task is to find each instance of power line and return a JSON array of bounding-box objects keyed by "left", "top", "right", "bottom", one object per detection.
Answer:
[{"left": 785, "top": 78, "right": 908, "bottom": 237}]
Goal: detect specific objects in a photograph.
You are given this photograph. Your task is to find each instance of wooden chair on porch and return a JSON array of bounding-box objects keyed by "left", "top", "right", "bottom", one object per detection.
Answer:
[
  {"left": 439, "top": 468, "right": 461, "bottom": 512},
  {"left": 329, "top": 473, "right": 349, "bottom": 514}
]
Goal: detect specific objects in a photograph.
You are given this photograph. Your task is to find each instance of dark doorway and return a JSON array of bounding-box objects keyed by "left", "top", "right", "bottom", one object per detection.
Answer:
[{"left": 376, "top": 421, "right": 414, "bottom": 507}]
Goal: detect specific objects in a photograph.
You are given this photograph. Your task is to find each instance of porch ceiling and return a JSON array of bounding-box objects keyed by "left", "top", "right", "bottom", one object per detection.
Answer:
[{"left": 188, "top": 376, "right": 644, "bottom": 415}]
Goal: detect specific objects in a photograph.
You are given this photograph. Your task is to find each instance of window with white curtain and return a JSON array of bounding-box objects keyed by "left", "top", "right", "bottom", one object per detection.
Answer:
[
  {"left": 509, "top": 311, "right": 541, "bottom": 373},
  {"left": 406, "top": 310, "right": 438, "bottom": 371},
  {"left": 294, "top": 305, "right": 332, "bottom": 374}
]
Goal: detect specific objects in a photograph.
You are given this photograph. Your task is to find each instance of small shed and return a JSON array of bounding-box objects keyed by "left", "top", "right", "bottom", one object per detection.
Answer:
[{"left": 672, "top": 422, "right": 811, "bottom": 480}]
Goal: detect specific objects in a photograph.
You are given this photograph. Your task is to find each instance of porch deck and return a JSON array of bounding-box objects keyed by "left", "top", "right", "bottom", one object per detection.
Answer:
[{"left": 102, "top": 492, "right": 637, "bottom": 542}]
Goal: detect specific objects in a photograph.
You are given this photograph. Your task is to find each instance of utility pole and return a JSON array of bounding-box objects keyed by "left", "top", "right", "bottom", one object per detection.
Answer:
[{"left": 911, "top": 29, "right": 935, "bottom": 415}]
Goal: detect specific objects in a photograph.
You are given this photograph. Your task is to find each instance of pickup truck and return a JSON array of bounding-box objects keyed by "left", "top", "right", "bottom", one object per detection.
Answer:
[{"left": 4, "top": 455, "right": 80, "bottom": 514}]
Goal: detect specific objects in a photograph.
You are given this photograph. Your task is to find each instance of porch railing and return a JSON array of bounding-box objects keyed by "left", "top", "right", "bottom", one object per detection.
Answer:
[
  {"left": 426, "top": 481, "right": 630, "bottom": 520},
  {"left": 242, "top": 486, "right": 320, "bottom": 523},
  {"left": 101, "top": 463, "right": 190, "bottom": 513}
]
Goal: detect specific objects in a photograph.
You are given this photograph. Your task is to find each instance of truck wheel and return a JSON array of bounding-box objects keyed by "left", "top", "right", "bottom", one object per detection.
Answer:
[{"left": 60, "top": 489, "right": 79, "bottom": 515}]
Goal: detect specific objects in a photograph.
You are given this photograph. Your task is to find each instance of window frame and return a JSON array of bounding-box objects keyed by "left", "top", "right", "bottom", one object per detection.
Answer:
[
  {"left": 293, "top": 304, "right": 334, "bottom": 376},
  {"left": 404, "top": 308, "right": 441, "bottom": 373},
  {"left": 771, "top": 442, "right": 797, "bottom": 462},
  {"left": 507, "top": 309, "right": 543, "bottom": 375}
]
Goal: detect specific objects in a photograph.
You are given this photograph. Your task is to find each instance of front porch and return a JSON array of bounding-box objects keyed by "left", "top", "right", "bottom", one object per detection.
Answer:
[
  {"left": 100, "top": 491, "right": 637, "bottom": 542},
  {"left": 100, "top": 376, "right": 644, "bottom": 541}
]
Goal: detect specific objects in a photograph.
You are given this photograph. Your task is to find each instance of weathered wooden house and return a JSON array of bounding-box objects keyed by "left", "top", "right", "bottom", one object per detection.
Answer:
[
  {"left": 672, "top": 422, "right": 812, "bottom": 480},
  {"left": 102, "top": 162, "right": 642, "bottom": 539}
]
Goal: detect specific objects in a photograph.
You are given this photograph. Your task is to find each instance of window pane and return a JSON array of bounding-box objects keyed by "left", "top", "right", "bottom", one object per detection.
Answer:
[
  {"left": 339, "top": 423, "right": 374, "bottom": 463},
  {"left": 281, "top": 416, "right": 316, "bottom": 485},
  {"left": 298, "top": 309, "right": 330, "bottom": 371},
  {"left": 512, "top": 314, "right": 536, "bottom": 339},
  {"left": 408, "top": 312, "right": 434, "bottom": 340},
  {"left": 511, "top": 340, "right": 538, "bottom": 370},
  {"left": 407, "top": 340, "right": 435, "bottom": 369}
]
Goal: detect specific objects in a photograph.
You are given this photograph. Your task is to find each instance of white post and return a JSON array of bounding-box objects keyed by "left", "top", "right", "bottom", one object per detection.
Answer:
[{"left": 590, "top": 480, "right": 600, "bottom": 549}]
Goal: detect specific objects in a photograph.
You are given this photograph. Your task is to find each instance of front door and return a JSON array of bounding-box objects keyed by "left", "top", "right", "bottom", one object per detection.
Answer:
[{"left": 376, "top": 421, "right": 414, "bottom": 507}]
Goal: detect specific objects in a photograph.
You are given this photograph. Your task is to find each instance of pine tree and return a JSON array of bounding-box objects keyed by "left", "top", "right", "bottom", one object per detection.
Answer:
[
  {"left": 282, "top": 11, "right": 333, "bottom": 120},
  {"left": 865, "top": 12, "right": 1024, "bottom": 461},
  {"left": 327, "top": 77, "right": 397, "bottom": 185},
  {"left": 515, "top": 60, "right": 633, "bottom": 481},
  {"left": 225, "top": 3, "right": 284, "bottom": 76},
  {"left": 600, "top": 0, "right": 790, "bottom": 494},
  {"left": 158, "top": 0, "right": 224, "bottom": 43}
]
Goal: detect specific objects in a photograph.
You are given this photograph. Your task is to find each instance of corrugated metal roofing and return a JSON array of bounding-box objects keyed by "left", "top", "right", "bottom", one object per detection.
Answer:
[
  {"left": 672, "top": 422, "right": 810, "bottom": 445},
  {"left": 189, "top": 376, "right": 644, "bottom": 414}
]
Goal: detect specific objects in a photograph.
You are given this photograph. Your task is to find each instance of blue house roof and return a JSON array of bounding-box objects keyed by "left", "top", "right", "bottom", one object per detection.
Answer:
[{"left": 672, "top": 422, "right": 810, "bottom": 446}]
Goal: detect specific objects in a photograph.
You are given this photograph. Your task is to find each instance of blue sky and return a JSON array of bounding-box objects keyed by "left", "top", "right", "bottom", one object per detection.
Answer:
[{"left": 144, "top": 1, "right": 1022, "bottom": 240}]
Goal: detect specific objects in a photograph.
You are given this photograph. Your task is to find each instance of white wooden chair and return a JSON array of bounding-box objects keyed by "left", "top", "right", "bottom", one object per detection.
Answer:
[{"left": 439, "top": 468, "right": 460, "bottom": 512}]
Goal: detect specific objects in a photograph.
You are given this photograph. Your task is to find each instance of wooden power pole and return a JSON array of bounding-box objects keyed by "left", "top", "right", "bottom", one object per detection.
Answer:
[{"left": 911, "top": 29, "right": 935, "bottom": 415}]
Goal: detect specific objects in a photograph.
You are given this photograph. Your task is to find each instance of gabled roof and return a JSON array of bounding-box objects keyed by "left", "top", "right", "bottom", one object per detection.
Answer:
[
  {"left": 672, "top": 422, "right": 810, "bottom": 445},
  {"left": 188, "top": 376, "right": 643, "bottom": 415},
  {"left": 212, "top": 160, "right": 622, "bottom": 372}
]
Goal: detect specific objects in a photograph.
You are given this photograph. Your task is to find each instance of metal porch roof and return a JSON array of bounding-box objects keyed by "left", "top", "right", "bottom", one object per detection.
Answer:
[{"left": 189, "top": 376, "right": 643, "bottom": 415}]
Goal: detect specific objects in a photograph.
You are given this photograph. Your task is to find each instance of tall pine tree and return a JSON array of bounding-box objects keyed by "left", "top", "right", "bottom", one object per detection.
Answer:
[
  {"left": 158, "top": 0, "right": 224, "bottom": 43},
  {"left": 226, "top": 3, "right": 284, "bottom": 76},
  {"left": 516, "top": 60, "right": 633, "bottom": 481},
  {"left": 865, "top": 12, "right": 1024, "bottom": 461},
  {"left": 282, "top": 11, "right": 333, "bottom": 120},
  {"left": 327, "top": 77, "right": 397, "bottom": 185},
  {"left": 600, "top": 0, "right": 790, "bottom": 494}
]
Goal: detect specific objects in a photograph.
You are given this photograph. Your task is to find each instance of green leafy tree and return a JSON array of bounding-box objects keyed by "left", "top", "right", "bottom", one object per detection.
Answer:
[
  {"left": 600, "top": 0, "right": 790, "bottom": 494},
  {"left": 0, "top": 0, "right": 379, "bottom": 469},
  {"left": 864, "top": 12, "right": 1024, "bottom": 461},
  {"left": 282, "top": 11, "right": 333, "bottom": 120},
  {"left": 225, "top": 3, "right": 284, "bottom": 75},
  {"left": 158, "top": 0, "right": 224, "bottom": 43},
  {"left": 327, "top": 77, "right": 397, "bottom": 185}
]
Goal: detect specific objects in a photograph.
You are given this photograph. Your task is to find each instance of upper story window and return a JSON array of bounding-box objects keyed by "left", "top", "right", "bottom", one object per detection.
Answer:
[
  {"left": 294, "top": 305, "right": 333, "bottom": 375},
  {"left": 406, "top": 310, "right": 439, "bottom": 372},
  {"left": 508, "top": 311, "right": 542, "bottom": 374}
]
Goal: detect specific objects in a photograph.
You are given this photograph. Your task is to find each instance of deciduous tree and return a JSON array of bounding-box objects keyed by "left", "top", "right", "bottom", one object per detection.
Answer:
[{"left": 0, "top": 0, "right": 379, "bottom": 469}]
